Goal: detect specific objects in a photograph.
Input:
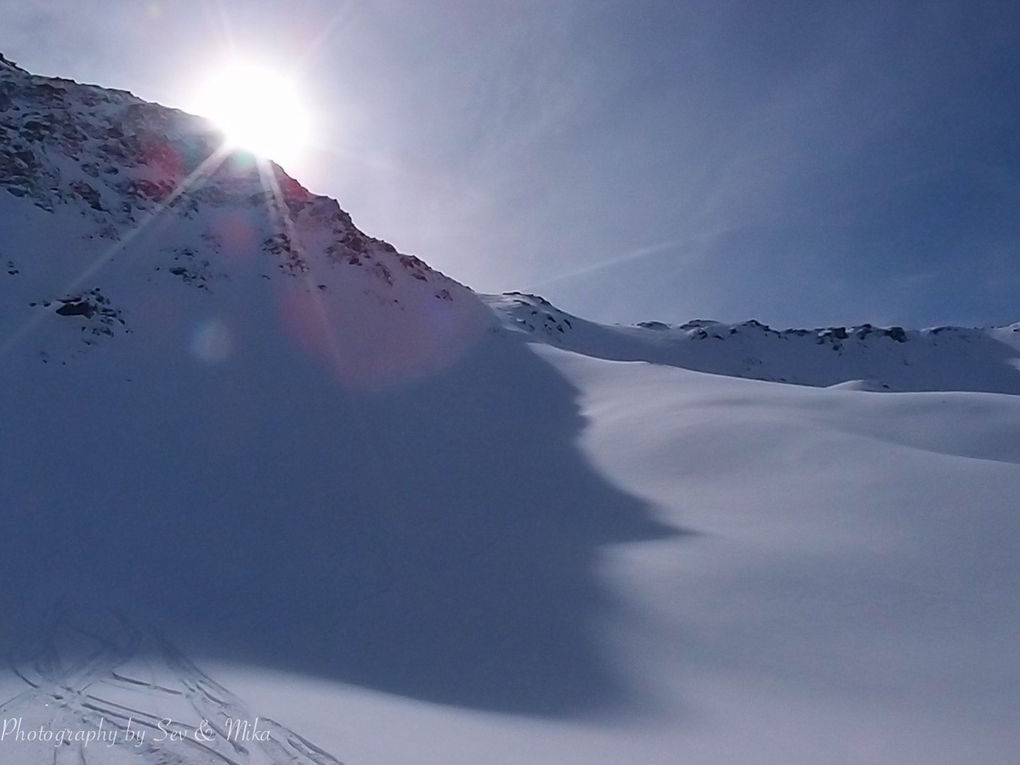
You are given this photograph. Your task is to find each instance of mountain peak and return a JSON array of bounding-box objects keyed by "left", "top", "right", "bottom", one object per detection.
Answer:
[{"left": 0, "top": 58, "right": 489, "bottom": 385}]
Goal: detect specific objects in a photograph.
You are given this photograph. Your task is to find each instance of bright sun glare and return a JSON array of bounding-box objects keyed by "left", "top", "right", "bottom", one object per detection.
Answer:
[{"left": 192, "top": 61, "right": 312, "bottom": 168}]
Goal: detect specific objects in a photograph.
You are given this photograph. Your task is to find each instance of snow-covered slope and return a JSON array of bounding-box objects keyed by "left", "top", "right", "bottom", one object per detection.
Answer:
[
  {"left": 487, "top": 292, "right": 1020, "bottom": 393},
  {"left": 0, "top": 52, "right": 487, "bottom": 386},
  {"left": 2, "top": 55, "right": 1019, "bottom": 764}
]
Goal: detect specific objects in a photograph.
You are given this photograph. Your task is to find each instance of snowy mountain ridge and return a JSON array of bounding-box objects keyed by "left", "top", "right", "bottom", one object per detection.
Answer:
[
  {"left": 488, "top": 291, "right": 1020, "bottom": 394},
  {"left": 0, "top": 53, "right": 487, "bottom": 384},
  {"left": 3, "top": 52, "right": 1018, "bottom": 394}
]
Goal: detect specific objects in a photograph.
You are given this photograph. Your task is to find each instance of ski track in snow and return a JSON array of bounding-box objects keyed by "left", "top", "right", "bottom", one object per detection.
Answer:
[{"left": 1, "top": 605, "right": 345, "bottom": 764}]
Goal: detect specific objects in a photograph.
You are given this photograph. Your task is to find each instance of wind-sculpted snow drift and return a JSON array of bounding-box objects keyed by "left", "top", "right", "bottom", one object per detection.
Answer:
[{"left": 2, "top": 54, "right": 1020, "bottom": 764}]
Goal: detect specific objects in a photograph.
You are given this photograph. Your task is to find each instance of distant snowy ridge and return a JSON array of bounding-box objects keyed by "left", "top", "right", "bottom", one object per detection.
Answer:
[{"left": 486, "top": 292, "right": 1020, "bottom": 394}]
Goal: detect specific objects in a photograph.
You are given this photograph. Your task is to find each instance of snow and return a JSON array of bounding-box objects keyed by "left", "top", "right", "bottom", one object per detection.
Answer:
[
  {"left": 135, "top": 349, "right": 1020, "bottom": 764},
  {"left": 541, "top": 348, "right": 1020, "bottom": 762},
  {"left": 1, "top": 54, "right": 1019, "bottom": 764},
  {"left": 486, "top": 292, "right": 1020, "bottom": 394}
]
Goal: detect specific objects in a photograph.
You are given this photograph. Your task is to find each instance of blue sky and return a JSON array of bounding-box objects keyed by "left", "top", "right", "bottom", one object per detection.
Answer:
[{"left": 2, "top": 0, "right": 1018, "bottom": 328}]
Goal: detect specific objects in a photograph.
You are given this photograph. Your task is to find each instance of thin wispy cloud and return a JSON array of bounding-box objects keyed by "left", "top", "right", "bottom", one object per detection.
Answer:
[{"left": 525, "top": 230, "right": 729, "bottom": 292}]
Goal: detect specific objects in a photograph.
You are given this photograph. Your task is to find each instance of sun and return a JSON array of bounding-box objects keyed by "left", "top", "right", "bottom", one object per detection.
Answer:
[{"left": 191, "top": 60, "right": 312, "bottom": 168}]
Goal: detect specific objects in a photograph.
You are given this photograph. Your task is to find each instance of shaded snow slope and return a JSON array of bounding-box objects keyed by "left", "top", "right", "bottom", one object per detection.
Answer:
[
  {"left": 5, "top": 345, "right": 1018, "bottom": 763},
  {"left": 486, "top": 292, "right": 1020, "bottom": 394}
]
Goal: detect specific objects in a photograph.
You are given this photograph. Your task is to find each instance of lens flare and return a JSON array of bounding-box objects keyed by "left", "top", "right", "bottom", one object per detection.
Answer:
[{"left": 191, "top": 318, "right": 233, "bottom": 364}]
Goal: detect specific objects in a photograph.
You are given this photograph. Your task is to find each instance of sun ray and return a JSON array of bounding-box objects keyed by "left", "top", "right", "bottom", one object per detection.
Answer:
[
  {"left": 67, "top": 144, "right": 233, "bottom": 290},
  {"left": 292, "top": 2, "right": 355, "bottom": 73},
  {"left": 206, "top": 0, "right": 237, "bottom": 56},
  {"left": 0, "top": 143, "right": 232, "bottom": 357},
  {"left": 254, "top": 157, "right": 348, "bottom": 376}
]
